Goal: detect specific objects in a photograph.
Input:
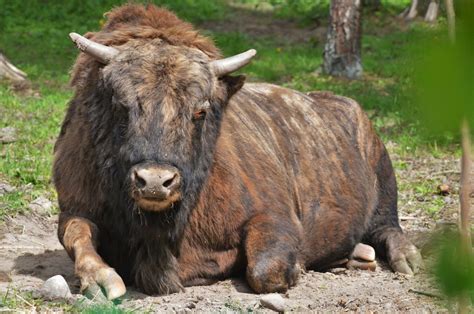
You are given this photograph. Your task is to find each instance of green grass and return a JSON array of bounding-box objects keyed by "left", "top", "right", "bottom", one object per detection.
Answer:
[
  {"left": 0, "top": 0, "right": 460, "bottom": 223},
  {"left": 0, "top": 287, "right": 130, "bottom": 313},
  {"left": 0, "top": 86, "right": 68, "bottom": 217}
]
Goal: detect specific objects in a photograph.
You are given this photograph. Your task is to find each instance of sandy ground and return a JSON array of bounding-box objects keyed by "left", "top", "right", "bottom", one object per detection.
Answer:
[
  {"left": 0, "top": 212, "right": 446, "bottom": 312},
  {"left": 3, "top": 149, "right": 470, "bottom": 312}
]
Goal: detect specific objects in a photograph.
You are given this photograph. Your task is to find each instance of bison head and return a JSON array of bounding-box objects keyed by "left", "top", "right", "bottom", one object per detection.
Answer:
[{"left": 69, "top": 33, "right": 255, "bottom": 213}]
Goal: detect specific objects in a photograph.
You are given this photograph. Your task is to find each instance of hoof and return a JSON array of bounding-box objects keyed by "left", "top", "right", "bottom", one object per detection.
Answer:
[{"left": 81, "top": 267, "right": 126, "bottom": 301}]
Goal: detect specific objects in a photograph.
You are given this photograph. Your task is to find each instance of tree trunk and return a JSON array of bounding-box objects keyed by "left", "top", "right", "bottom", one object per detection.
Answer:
[
  {"left": 399, "top": 0, "right": 433, "bottom": 20},
  {"left": 424, "top": 0, "right": 439, "bottom": 22},
  {"left": 323, "top": 0, "right": 363, "bottom": 79},
  {"left": 406, "top": 0, "right": 419, "bottom": 19},
  {"left": 444, "top": 0, "right": 455, "bottom": 42},
  {"left": 459, "top": 120, "right": 472, "bottom": 313},
  {"left": 0, "top": 52, "right": 31, "bottom": 92}
]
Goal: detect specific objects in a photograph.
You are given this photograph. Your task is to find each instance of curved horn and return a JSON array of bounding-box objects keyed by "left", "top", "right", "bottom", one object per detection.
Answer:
[
  {"left": 211, "top": 49, "right": 257, "bottom": 77},
  {"left": 69, "top": 32, "right": 119, "bottom": 64}
]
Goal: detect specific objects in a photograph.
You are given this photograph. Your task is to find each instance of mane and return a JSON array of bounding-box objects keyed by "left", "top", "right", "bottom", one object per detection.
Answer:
[{"left": 70, "top": 4, "right": 221, "bottom": 88}]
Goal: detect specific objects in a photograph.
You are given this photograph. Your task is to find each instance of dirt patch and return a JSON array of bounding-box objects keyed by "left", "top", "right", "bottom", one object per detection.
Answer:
[
  {"left": 199, "top": 4, "right": 412, "bottom": 47},
  {"left": 199, "top": 5, "right": 326, "bottom": 45},
  {"left": 0, "top": 214, "right": 77, "bottom": 292},
  {"left": 0, "top": 214, "right": 445, "bottom": 312}
]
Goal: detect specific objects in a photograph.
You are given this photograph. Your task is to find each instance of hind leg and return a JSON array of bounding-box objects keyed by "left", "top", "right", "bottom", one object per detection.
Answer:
[
  {"left": 365, "top": 148, "right": 422, "bottom": 275},
  {"left": 244, "top": 212, "right": 302, "bottom": 293}
]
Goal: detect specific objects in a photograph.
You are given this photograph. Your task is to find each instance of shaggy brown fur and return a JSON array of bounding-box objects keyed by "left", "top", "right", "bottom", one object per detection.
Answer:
[
  {"left": 70, "top": 4, "right": 220, "bottom": 89},
  {"left": 54, "top": 4, "right": 422, "bottom": 298}
]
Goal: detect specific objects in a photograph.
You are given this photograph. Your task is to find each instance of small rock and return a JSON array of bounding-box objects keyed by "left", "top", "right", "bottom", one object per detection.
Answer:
[
  {"left": 39, "top": 275, "right": 72, "bottom": 300},
  {"left": 437, "top": 184, "right": 450, "bottom": 195},
  {"left": 347, "top": 259, "right": 377, "bottom": 271},
  {"left": 185, "top": 302, "right": 196, "bottom": 309},
  {"left": 260, "top": 293, "right": 286, "bottom": 312},
  {"left": 0, "top": 271, "right": 12, "bottom": 282},
  {"left": 351, "top": 243, "right": 376, "bottom": 262},
  {"left": 0, "top": 127, "right": 17, "bottom": 144},
  {"left": 329, "top": 267, "right": 347, "bottom": 275},
  {"left": 443, "top": 196, "right": 453, "bottom": 204},
  {"left": 0, "top": 182, "right": 15, "bottom": 196},
  {"left": 322, "top": 272, "right": 337, "bottom": 279},
  {"left": 28, "top": 196, "right": 53, "bottom": 215}
]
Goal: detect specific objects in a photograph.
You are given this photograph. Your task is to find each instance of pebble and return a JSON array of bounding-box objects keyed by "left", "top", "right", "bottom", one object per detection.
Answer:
[
  {"left": 322, "top": 272, "right": 337, "bottom": 280},
  {"left": 437, "top": 184, "right": 450, "bottom": 195},
  {"left": 329, "top": 267, "right": 347, "bottom": 275},
  {"left": 347, "top": 259, "right": 377, "bottom": 271},
  {"left": 443, "top": 196, "right": 453, "bottom": 204},
  {"left": 0, "top": 127, "right": 17, "bottom": 144},
  {"left": 260, "top": 293, "right": 286, "bottom": 312},
  {"left": 185, "top": 302, "right": 196, "bottom": 309},
  {"left": 351, "top": 243, "right": 376, "bottom": 262},
  {"left": 28, "top": 196, "right": 53, "bottom": 215},
  {"left": 0, "top": 271, "right": 12, "bottom": 282},
  {"left": 0, "top": 182, "right": 15, "bottom": 196},
  {"left": 39, "top": 275, "right": 72, "bottom": 300}
]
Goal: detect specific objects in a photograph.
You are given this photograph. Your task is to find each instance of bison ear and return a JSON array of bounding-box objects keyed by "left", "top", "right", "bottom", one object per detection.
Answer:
[{"left": 221, "top": 75, "right": 246, "bottom": 98}]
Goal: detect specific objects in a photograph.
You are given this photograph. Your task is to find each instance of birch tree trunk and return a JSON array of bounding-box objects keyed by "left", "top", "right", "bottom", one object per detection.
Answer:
[
  {"left": 444, "top": 0, "right": 455, "bottom": 42},
  {"left": 424, "top": 0, "right": 439, "bottom": 22},
  {"left": 323, "top": 0, "right": 362, "bottom": 79},
  {"left": 406, "top": 0, "right": 419, "bottom": 19}
]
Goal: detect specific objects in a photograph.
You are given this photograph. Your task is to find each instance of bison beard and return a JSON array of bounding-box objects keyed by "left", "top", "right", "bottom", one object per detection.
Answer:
[{"left": 53, "top": 4, "right": 422, "bottom": 299}]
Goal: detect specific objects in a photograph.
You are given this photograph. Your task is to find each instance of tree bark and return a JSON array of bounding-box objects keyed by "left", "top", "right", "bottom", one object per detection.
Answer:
[
  {"left": 459, "top": 120, "right": 472, "bottom": 314},
  {"left": 444, "top": 0, "right": 455, "bottom": 42},
  {"left": 424, "top": 0, "right": 439, "bottom": 22},
  {"left": 323, "top": 0, "right": 363, "bottom": 79},
  {"left": 0, "top": 52, "right": 31, "bottom": 91},
  {"left": 399, "top": 0, "right": 434, "bottom": 20},
  {"left": 406, "top": 0, "right": 419, "bottom": 19}
]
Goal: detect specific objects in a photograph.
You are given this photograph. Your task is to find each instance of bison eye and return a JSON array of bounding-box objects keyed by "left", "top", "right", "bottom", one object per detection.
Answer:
[
  {"left": 193, "top": 100, "right": 210, "bottom": 120},
  {"left": 193, "top": 109, "right": 207, "bottom": 120}
]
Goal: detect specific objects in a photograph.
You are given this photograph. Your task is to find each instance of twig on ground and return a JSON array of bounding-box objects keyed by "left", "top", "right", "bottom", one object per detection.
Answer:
[
  {"left": 15, "top": 293, "right": 35, "bottom": 309},
  {"left": 399, "top": 216, "right": 418, "bottom": 221},
  {"left": 408, "top": 289, "right": 443, "bottom": 299}
]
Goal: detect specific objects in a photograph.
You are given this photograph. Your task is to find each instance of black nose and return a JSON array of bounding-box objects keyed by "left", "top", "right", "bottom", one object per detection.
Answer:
[{"left": 130, "top": 164, "right": 181, "bottom": 200}]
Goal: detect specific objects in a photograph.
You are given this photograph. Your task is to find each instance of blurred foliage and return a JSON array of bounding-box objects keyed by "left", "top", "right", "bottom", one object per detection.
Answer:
[
  {"left": 416, "top": 0, "right": 474, "bottom": 303},
  {"left": 416, "top": 0, "right": 474, "bottom": 137},
  {"left": 434, "top": 231, "right": 474, "bottom": 301}
]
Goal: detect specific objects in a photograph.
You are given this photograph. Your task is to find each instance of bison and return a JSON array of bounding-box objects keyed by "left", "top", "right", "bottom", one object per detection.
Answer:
[{"left": 53, "top": 4, "right": 422, "bottom": 300}]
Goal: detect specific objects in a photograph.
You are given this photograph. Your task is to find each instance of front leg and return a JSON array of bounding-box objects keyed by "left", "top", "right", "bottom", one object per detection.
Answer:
[
  {"left": 245, "top": 212, "right": 303, "bottom": 293},
  {"left": 58, "top": 213, "right": 126, "bottom": 300}
]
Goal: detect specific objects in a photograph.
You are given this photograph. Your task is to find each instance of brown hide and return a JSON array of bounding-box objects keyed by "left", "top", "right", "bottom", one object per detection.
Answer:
[
  {"left": 177, "top": 85, "right": 380, "bottom": 283},
  {"left": 55, "top": 4, "right": 420, "bottom": 297}
]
